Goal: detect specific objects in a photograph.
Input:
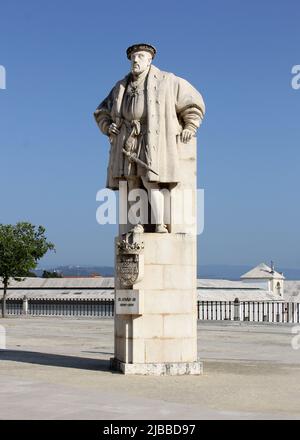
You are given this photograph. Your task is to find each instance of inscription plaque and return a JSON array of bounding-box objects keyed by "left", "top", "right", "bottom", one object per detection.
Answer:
[{"left": 115, "top": 289, "right": 144, "bottom": 315}]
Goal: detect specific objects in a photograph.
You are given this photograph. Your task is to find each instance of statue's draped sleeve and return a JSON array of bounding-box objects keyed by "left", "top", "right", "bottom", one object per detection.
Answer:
[
  {"left": 173, "top": 76, "right": 206, "bottom": 133},
  {"left": 94, "top": 88, "right": 114, "bottom": 136}
]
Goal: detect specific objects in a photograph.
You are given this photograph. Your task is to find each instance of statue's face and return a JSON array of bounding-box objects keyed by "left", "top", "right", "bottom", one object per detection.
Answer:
[{"left": 130, "top": 50, "right": 152, "bottom": 75}]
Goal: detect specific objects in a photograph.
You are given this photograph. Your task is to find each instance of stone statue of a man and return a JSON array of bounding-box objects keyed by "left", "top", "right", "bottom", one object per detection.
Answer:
[{"left": 94, "top": 43, "right": 205, "bottom": 233}]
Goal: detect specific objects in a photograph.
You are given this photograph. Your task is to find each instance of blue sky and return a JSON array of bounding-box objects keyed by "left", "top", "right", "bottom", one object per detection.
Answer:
[{"left": 0, "top": 0, "right": 299, "bottom": 269}]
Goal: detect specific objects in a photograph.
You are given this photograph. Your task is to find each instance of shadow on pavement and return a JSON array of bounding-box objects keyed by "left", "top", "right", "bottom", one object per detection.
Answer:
[
  {"left": 81, "top": 350, "right": 114, "bottom": 355},
  {"left": 0, "top": 349, "right": 112, "bottom": 372}
]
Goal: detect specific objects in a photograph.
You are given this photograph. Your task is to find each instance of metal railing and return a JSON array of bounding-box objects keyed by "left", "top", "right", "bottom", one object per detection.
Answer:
[
  {"left": 197, "top": 299, "right": 300, "bottom": 323},
  {"left": 2, "top": 298, "right": 114, "bottom": 318},
  {"left": 1, "top": 298, "right": 300, "bottom": 323}
]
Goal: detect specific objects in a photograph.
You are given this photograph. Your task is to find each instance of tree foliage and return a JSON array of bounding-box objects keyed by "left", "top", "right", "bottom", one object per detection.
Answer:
[{"left": 0, "top": 222, "right": 55, "bottom": 317}]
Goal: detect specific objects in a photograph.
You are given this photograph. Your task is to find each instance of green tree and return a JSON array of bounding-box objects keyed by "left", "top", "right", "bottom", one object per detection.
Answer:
[{"left": 0, "top": 222, "right": 54, "bottom": 318}]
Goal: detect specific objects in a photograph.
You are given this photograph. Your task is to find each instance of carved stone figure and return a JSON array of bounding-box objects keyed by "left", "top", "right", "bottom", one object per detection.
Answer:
[{"left": 94, "top": 43, "right": 205, "bottom": 233}]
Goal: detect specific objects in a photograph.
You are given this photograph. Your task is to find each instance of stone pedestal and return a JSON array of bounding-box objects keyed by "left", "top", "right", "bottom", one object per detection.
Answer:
[
  {"left": 110, "top": 357, "right": 202, "bottom": 376},
  {"left": 111, "top": 136, "right": 201, "bottom": 375},
  {"left": 112, "top": 232, "right": 201, "bottom": 375}
]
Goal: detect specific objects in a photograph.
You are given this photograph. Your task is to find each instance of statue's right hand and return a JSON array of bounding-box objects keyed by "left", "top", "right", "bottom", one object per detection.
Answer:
[{"left": 108, "top": 123, "right": 120, "bottom": 136}]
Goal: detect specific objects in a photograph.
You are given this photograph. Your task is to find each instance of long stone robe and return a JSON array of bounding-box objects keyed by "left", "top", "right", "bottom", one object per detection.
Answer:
[{"left": 94, "top": 64, "right": 205, "bottom": 190}]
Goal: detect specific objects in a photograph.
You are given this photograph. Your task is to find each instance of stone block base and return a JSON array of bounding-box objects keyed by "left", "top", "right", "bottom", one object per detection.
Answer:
[
  {"left": 110, "top": 357, "right": 203, "bottom": 376},
  {"left": 114, "top": 233, "right": 198, "bottom": 365}
]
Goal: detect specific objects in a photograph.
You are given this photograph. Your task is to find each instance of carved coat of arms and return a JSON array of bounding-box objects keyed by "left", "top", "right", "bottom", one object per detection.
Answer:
[{"left": 116, "top": 235, "right": 144, "bottom": 288}]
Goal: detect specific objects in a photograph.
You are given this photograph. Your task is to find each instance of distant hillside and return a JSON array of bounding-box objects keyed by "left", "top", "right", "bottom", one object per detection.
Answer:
[
  {"left": 35, "top": 265, "right": 114, "bottom": 277},
  {"left": 35, "top": 264, "right": 300, "bottom": 280}
]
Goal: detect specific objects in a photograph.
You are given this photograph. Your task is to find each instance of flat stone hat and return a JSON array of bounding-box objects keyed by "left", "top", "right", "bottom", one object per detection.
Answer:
[{"left": 126, "top": 43, "right": 156, "bottom": 60}]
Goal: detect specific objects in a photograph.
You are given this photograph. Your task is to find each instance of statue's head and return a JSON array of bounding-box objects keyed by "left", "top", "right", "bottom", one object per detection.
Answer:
[{"left": 126, "top": 43, "right": 156, "bottom": 76}]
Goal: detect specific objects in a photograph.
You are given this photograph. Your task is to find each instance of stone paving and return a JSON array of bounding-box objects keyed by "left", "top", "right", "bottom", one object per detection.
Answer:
[{"left": 0, "top": 317, "right": 299, "bottom": 419}]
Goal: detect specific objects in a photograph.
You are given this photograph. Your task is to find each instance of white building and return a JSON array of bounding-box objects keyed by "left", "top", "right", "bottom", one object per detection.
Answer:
[
  {"left": 240, "top": 262, "right": 285, "bottom": 298},
  {"left": 0, "top": 263, "right": 294, "bottom": 303},
  {"left": 1, "top": 265, "right": 299, "bottom": 322}
]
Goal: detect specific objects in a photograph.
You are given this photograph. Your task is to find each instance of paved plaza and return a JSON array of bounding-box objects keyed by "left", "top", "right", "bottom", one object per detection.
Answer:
[{"left": 0, "top": 317, "right": 300, "bottom": 419}]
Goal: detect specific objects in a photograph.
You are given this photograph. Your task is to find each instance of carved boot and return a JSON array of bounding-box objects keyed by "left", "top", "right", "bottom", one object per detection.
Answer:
[{"left": 155, "top": 224, "right": 168, "bottom": 233}]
